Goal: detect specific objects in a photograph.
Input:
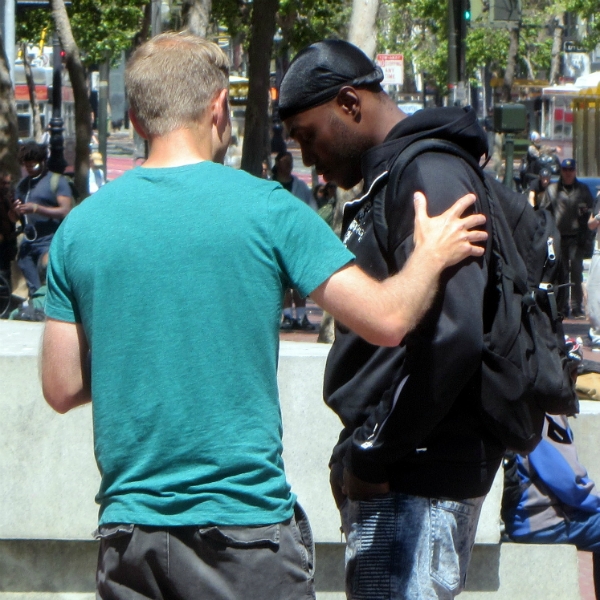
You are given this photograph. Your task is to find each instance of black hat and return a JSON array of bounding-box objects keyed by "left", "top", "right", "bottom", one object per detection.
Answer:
[{"left": 279, "top": 40, "right": 383, "bottom": 121}]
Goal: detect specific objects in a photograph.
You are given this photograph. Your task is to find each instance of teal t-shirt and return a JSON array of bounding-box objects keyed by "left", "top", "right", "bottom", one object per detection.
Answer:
[{"left": 46, "top": 161, "right": 353, "bottom": 527}]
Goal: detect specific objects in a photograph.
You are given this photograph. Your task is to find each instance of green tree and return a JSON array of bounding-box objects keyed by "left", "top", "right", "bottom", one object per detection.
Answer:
[
  {"left": 378, "top": 0, "right": 563, "bottom": 98},
  {"left": 566, "top": 0, "right": 600, "bottom": 49},
  {"left": 18, "top": 1, "right": 146, "bottom": 66},
  {"left": 17, "top": 1, "right": 149, "bottom": 198}
]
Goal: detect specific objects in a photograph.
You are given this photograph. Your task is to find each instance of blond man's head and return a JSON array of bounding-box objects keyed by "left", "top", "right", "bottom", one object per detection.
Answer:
[{"left": 126, "top": 32, "right": 229, "bottom": 137}]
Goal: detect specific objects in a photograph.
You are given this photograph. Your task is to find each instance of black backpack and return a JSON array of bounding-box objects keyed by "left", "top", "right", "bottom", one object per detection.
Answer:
[{"left": 376, "top": 138, "right": 579, "bottom": 453}]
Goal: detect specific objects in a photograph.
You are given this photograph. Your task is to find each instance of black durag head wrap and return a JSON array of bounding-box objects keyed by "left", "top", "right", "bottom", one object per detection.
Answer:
[{"left": 278, "top": 39, "right": 383, "bottom": 122}]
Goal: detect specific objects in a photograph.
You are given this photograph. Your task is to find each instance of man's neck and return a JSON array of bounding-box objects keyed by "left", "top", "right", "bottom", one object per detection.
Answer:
[
  {"left": 142, "top": 127, "right": 215, "bottom": 168},
  {"left": 369, "top": 96, "right": 407, "bottom": 145}
]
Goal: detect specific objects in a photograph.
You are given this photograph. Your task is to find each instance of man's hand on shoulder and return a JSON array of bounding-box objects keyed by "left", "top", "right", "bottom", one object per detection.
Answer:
[
  {"left": 412, "top": 191, "right": 487, "bottom": 271},
  {"left": 311, "top": 192, "right": 487, "bottom": 347}
]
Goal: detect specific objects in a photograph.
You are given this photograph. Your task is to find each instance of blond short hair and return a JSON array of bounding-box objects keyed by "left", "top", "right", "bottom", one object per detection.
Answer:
[{"left": 126, "top": 32, "right": 229, "bottom": 137}]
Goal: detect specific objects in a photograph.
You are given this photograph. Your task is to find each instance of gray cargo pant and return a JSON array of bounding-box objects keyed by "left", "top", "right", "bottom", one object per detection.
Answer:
[{"left": 95, "top": 503, "right": 315, "bottom": 599}]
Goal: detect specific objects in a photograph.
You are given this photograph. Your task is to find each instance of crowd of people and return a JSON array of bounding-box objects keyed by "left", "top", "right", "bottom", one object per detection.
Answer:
[{"left": 2, "top": 31, "right": 599, "bottom": 600}]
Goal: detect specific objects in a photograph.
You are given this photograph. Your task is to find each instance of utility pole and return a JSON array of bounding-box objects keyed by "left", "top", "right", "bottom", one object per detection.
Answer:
[
  {"left": 98, "top": 58, "right": 109, "bottom": 177},
  {"left": 448, "top": 0, "right": 470, "bottom": 106},
  {"left": 47, "top": 29, "right": 66, "bottom": 173},
  {"left": 151, "top": 0, "right": 162, "bottom": 36},
  {"left": 448, "top": 0, "right": 458, "bottom": 94}
]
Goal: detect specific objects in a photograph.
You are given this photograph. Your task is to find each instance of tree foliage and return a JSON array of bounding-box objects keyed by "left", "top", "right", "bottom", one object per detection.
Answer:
[
  {"left": 278, "top": 0, "right": 350, "bottom": 53},
  {"left": 376, "top": 0, "right": 589, "bottom": 93},
  {"left": 566, "top": 0, "right": 600, "bottom": 49},
  {"left": 17, "top": 0, "right": 146, "bottom": 66}
]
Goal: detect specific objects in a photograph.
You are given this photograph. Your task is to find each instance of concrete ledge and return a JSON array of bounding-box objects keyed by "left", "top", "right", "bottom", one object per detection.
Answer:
[
  {"left": 0, "top": 322, "right": 592, "bottom": 598},
  {"left": 0, "top": 540, "right": 581, "bottom": 599},
  {"left": 463, "top": 544, "right": 580, "bottom": 599}
]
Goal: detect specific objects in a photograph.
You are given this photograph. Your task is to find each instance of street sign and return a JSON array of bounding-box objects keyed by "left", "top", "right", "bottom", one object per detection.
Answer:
[
  {"left": 489, "top": 0, "right": 520, "bottom": 23},
  {"left": 564, "top": 40, "right": 586, "bottom": 53},
  {"left": 376, "top": 54, "right": 404, "bottom": 86}
]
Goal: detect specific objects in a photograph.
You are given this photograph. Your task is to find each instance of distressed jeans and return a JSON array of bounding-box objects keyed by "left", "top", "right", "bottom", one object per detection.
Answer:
[{"left": 340, "top": 492, "right": 485, "bottom": 600}]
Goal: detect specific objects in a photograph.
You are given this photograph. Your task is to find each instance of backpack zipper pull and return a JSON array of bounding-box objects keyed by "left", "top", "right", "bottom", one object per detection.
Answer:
[{"left": 547, "top": 237, "right": 556, "bottom": 262}]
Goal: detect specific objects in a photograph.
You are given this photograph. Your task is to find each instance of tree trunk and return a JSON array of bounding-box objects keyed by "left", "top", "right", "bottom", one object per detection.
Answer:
[
  {"left": 0, "top": 31, "right": 20, "bottom": 182},
  {"left": 51, "top": 0, "right": 91, "bottom": 200},
  {"left": 182, "top": 0, "right": 212, "bottom": 37},
  {"left": 240, "top": 0, "right": 279, "bottom": 177},
  {"left": 21, "top": 43, "right": 44, "bottom": 142},
  {"left": 133, "top": 2, "right": 153, "bottom": 48},
  {"left": 501, "top": 25, "right": 519, "bottom": 102},
  {"left": 348, "top": 0, "right": 380, "bottom": 59},
  {"left": 549, "top": 12, "right": 565, "bottom": 85}
]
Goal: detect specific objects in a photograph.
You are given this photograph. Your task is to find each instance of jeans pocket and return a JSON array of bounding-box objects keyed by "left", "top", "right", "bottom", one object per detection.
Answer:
[
  {"left": 93, "top": 523, "right": 135, "bottom": 540},
  {"left": 198, "top": 523, "right": 281, "bottom": 550},
  {"left": 292, "top": 502, "right": 315, "bottom": 577},
  {"left": 429, "top": 498, "right": 480, "bottom": 593}
]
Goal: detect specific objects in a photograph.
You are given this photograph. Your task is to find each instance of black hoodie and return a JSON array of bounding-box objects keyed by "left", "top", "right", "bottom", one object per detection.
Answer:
[{"left": 324, "top": 106, "right": 505, "bottom": 500}]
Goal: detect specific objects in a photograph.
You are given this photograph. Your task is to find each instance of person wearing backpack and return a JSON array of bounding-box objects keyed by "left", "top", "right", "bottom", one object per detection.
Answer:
[
  {"left": 10, "top": 141, "right": 72, "bottom": 297},
  {"left": 279, "top": 40, "right": 503, "bottom": 600}
]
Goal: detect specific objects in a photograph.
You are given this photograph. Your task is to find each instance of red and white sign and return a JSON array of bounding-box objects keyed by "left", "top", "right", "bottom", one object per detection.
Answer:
[{"left": 376, "top": 53, "right": 404, "bottom": 86}]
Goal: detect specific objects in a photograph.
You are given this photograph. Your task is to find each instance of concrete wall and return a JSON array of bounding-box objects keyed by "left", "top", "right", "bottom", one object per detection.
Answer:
[{"left": 0, "top": 321, "right": 592, "bottom": 598}]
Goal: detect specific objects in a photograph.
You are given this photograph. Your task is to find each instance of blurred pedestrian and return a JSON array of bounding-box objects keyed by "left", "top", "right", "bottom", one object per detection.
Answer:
[
  {"left": 502, "top": 412, "right": 600, "bottom": 600},
  {"left": 528, "top": 167, "right": 551, "bottom": 209},
  {"left": 274, "top": 151, "right": 319, "bottom": 330},
  {"left": 540, "top": 158, "right": 593, "bottom": 318},
  {"left": 89, "top": 152, "right": 105, "bottom": 194},
  {"left": 12, "top": 141, "right": 72, "bottom": 297}
]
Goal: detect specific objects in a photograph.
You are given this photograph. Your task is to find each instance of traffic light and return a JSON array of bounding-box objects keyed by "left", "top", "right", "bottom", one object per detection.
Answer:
[{"left": 465, "top": 0, "right": 471, "bottom": 20}]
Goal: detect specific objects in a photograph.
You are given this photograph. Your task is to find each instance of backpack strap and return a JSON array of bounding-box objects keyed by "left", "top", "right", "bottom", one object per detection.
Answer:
[{"left": 49, "top": 172, "right": 61, "bottom": 197}]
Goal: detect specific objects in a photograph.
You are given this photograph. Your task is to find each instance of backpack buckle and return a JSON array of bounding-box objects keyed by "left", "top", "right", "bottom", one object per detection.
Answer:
[
  {"left": 523, "top": 291, "right": 537, "bottom": 309},
  {"left": 539, "top": 282, "right": 559, "bottom": 323}
]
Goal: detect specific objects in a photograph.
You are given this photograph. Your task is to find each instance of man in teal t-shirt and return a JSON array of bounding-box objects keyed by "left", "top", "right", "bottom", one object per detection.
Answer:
[{"left": 41, "top": 33, "right": 487, "bottom": 599}]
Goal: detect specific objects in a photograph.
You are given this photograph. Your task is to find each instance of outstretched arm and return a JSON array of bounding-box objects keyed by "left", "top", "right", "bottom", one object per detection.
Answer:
[{"left": 311, "top": 191, "right": 486, "bottom": 347}]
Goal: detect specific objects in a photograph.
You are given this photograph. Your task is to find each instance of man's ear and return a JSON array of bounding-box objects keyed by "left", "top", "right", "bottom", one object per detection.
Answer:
[
  {"left": 129, "top": 109, "right": 148, "bottom": 139},
  {"left": 212, "top": 88, "right": 230, "bottom": 132},
  {"left": 336, "top": 86, "right": 361, "bottom": 120}
]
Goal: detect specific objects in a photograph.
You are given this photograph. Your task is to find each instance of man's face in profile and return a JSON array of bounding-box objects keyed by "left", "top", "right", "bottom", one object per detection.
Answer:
[{"left": 285, "top": 98, "right": 365, "bottom": 190}]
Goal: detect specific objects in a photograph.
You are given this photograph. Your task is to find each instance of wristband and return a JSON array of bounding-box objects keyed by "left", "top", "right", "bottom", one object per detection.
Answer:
[{"left": 33, "top": 204, "right": 37, "bottom": 214}]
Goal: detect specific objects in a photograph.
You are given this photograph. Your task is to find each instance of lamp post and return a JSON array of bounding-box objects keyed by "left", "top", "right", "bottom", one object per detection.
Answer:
[
  {"left": 16, "top": 1, "right": 69, "bottom": 172},
  {"left": 47, "top": 28, "right": 66, "bottom": 173}
]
